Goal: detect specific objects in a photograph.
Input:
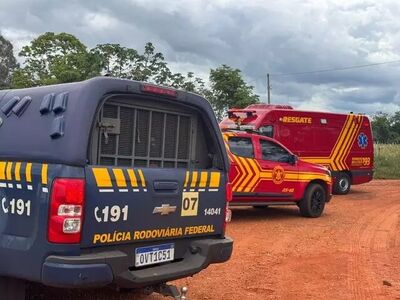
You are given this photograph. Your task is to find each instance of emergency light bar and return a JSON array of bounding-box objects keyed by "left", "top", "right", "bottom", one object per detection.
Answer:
[{"left": 227, "top": 109, "right": 257, "bottom": 119}]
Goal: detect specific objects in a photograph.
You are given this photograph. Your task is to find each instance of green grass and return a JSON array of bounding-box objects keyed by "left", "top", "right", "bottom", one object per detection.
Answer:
[{"left": 374, "top": 144, "right": 400, "bottom": 179}]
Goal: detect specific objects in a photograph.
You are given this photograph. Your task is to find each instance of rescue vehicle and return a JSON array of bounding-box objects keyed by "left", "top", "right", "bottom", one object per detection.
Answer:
[
  {"left": 223, "top": 131, "right": 332, "bottom": 217},
  {"left": 0, "top": 77, "right": 233, "bottom": 299},
  {"left": 220, "top": 104, "right": 374, "bottom": 194}
]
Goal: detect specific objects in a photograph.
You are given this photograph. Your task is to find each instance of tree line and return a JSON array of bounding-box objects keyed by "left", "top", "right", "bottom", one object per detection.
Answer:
[
  {"left": 0, "top": 32, "right": 399, "bottom": 141},
  {"left": 0, "top": 32, "right": 259, "bottom": 119},
  {"left": 372, "top": 112, "right": 400, "bottom": 144}
]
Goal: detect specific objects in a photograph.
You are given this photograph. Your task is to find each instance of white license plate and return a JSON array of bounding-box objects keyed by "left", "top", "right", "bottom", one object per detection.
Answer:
[{"left": 135, "top": 243, "right": 175, "bottom": 267}]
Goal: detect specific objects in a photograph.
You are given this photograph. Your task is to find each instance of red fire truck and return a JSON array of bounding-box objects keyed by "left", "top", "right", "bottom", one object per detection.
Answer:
[
  {"left": 223, "top": 131, "right": 332, "bottom": 217},
  {"left": 220, "top": 104, "right": 374, "bottom": 194}
]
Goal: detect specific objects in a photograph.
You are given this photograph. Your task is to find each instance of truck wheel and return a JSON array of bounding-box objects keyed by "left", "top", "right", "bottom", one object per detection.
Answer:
[
  {"left": 299, "top": 183, "right": 326, "bottom": 218},
  {"left": 0, "top": 277, "right": 26, "bottom": 300},
  {"left": 333, "top": 172, "right": 351, "bottom": 195}
]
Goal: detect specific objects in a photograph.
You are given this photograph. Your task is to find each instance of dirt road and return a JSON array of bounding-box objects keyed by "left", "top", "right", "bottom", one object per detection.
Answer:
[{"left": 33, "top": 180, "right": 400, "bottom": 299}]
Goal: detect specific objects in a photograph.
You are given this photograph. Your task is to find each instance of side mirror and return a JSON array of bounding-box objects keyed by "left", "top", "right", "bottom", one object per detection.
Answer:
[{"left": 288, "top": 154, "right": 298, "bottom": 165}]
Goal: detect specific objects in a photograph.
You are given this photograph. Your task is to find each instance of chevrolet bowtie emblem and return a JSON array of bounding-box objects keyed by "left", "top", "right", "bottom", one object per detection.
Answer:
[{"left": 153, "top": 204, "right": 177, "bottom": 215}]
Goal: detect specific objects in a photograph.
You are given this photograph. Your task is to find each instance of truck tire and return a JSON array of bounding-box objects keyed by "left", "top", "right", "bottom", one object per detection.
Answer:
[
  {"left": 0, "top": 277, "right": 26, "bottom": 300},
  {"left": 298, "top": 183, "right": 326, "bottom": 218},
  {"left": 333, "top": 172, "right": 351, "bottom": 195}
]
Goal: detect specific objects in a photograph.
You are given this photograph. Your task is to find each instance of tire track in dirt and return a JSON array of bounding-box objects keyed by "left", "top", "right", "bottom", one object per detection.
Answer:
[{"left": 346, "top": 193, "right": 400, "bottom": 299}]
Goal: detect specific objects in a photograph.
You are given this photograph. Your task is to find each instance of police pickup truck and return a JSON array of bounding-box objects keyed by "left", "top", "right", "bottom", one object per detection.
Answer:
[{"left": 0, "top": 77, "right": 233, "bottom": 299}]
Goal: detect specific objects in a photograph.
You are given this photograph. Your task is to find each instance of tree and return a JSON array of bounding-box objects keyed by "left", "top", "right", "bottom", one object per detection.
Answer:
[
  {"left": 12, "top": 32, "right": 101, "bottom": 88},
  {"left": 130, "top": 42, "right": 171, "bottom": 85},
  {"left": 91, "top": 43, "right": 138, "bottom": 78},
  {"left": 169, "top": 71, "right": 207, "bottom": 94},
  {"left": 372, "top": 112, "right": 393, "bottom": 143},
  {"left": 208, "top": 64, "right": 260, "bottom": 120},
  {"left": 0, "top": 35, "right": 18, "bottom": 89}
]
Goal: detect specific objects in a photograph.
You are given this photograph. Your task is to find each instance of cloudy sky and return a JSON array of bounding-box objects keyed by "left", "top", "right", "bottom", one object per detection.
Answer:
[{"left": 1, "top": 0, "right": 400, "bottom": 115}]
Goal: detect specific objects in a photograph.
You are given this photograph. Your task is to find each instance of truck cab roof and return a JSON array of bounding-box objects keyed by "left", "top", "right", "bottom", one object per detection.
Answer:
[{"left": 0, "top": 77, "right": 228, "bottom": 169}]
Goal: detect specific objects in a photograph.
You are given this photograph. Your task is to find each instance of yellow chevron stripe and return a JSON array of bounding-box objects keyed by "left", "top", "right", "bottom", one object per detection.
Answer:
[
  {"left": 237, "top": 157, "right": 253, "bottom": 192},
  {"left": 92, "top": 168, "right": 113, "bottom": 188},
  {"left": 14, "top": 162, "right": 21, "bottom": 181},
  {"left": 137, "top": 169, "right": 146, "bottom": 188},
  {"left": 25, "top": 163, "right": 32, "bottom": 183},
  {"left": 6, "top": 162, "right": 13, "bottom": 180},
  {"left": 41, "top": 164, "right": 48, "bottom": 185},
  {"left": 127, "top": 169, "right": 138, "bottom": 187},
  {"left": 0, "top": 161, "right": 6, "bottom": 180},
  {"left": 113, "top": 169, "right": 127, "bottom": 188},
  {"left": 246, "top": 159, "right": 261, "bottom": 192},
  {"left": 184, "top": 171, "right": 190, "bottom": 188},
  {"left": 341, "top": 116, "right": 363, "bottom": 169},
  {"left": 209, "top": 172, "right": 221, "bottom": 188},
  {"left": 330, "top": 115, "right": 354, "bottom": 170},
  {"left": 190, "top": 171, "right": 198, "bottom": 188},
  {"left": 232, "top": 155, "right": 247, "bottom": 191},
  {"left": 335, "top": 115, "right": 359, "bottom": 170},
  {"left": 199, "top": 171, "right": 208, "bottom": 188}
]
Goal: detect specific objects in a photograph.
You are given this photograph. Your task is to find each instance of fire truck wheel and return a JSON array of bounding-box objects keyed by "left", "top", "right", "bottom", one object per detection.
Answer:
[
  {"left": 299, "top": 183, "right": 326, "bottom": 218},
  {"left": 333, "top": 172, "right": 351, "bottom": 195}
]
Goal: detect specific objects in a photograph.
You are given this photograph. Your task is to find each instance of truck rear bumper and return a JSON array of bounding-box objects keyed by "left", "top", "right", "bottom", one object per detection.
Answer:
[{"left": 41, "top": 237, "right": 233, "bottom": 289}]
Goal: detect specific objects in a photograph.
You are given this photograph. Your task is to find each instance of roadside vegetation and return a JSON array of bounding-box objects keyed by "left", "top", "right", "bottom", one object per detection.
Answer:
[{"left": 374, "top": 144, "right": 400, "bottom": 179}]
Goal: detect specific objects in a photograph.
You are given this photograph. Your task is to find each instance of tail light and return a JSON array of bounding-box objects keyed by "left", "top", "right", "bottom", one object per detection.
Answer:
[
  {"left": 48, "top": 178, "right": 85, "bottom": 243},
  {"left": 141, "top": 84, "right": 178, "bottom": 97},
  {"left": 226, "top": 182, "right": 232, "bottom": 202},
  {"left": 223, "top": 182, "right": 233, "bottom": 231}
]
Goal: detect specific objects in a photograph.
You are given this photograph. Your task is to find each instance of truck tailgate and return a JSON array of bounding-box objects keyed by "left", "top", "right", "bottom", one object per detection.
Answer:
[{"left": 81, "top": 166, "right": 226, "bottom": 247}]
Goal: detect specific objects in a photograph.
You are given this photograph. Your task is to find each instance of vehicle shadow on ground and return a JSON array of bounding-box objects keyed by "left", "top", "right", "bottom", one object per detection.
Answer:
[
  {"left": 230, "top": 206, "right": 301, "bottom": 222},
  {"left": 27, "top": 283, "right": 152, "bottom": 300}
]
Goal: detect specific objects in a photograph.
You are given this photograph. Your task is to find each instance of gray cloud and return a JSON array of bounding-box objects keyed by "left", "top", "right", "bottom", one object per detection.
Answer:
[{"left": 1, "top": 0, "right": 400, "bottom": 115}]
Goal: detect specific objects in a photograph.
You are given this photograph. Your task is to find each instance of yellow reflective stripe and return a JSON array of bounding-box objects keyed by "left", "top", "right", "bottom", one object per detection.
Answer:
[
  {"left": 92, "top": 168, "right": 112, "bottom": 188},
  {"left": 127, "top": 169, "right": 138, "bottom": 187},
  {"left": 41, "top": 164, "right": 48, "bottom": 185},
  {"left": 209, "top": 172, "right": 221, "bottom": 188},
  {"left": 190, "top": 171, "right": 198, "bottom": 188},
  {"left": 199, "top": 172, "right": 208, "bottom": 188},
  {"left": 6, "top": 162, "right": 13, "bottom": 180},
  {"left": 0, "top": 161, "right": 6, "bottom": 180},
  {"left": 113, "top": 169, "right": 127, "bottom": 188},
  {"left": 14, "top": 162, "right": 21, "bottom": 181},
  {"left": 25, "top": 163, "right": 32, "bottom": 182},
  {"left": 138, "top": 169, "right": 146, "bottom": 187},
  {"left": 184, "top": 171, "right": 190, "bottom": 188}
]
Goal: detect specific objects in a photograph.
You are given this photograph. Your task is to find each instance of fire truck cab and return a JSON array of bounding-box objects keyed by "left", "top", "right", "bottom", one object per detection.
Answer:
[
  {"left": 220, "top": 104, "right": 374, "bottom": 195},
  {"left": 223, "top": 131, "right": 332, "bottom": 218}
]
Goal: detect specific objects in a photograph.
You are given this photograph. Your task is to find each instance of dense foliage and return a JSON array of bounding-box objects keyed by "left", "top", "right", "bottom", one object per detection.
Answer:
[
  {"left": 371, "top": 112, "right": 400, "bottom": 144},
  {"left": 0, "top": 32, "right": 258, "bottom": 117}
]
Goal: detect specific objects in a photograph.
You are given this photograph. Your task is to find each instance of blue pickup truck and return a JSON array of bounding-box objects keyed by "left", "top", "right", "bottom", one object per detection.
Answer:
[{"left": 0, "top": 77, "right": 233, "bottom": 299}]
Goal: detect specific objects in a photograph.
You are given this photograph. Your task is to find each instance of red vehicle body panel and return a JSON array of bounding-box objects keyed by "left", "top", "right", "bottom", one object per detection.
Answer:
[
  {"left": 223, "top": 132, "right": 332, "bottom": 205},
  {"left": 220, "top": 104, "right": 374, "bottom": 188}
]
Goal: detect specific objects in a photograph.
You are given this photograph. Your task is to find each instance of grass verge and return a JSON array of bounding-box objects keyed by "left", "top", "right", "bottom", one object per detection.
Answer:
[{"left": 374, "top": 144, "right": 400, "bottom": 179}]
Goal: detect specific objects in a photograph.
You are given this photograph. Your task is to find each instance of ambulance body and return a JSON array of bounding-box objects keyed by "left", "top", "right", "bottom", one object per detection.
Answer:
[{"left": 220, "top": 104, "right": 374, "bottom": 194}]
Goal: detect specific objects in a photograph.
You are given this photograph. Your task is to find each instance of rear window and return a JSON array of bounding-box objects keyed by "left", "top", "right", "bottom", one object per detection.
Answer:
[
  {"left": 228, "top": 137, "right": 254, "bottom": 158},
  {"left": 92, "top": 96, "right": 221, "bottom": 169}
]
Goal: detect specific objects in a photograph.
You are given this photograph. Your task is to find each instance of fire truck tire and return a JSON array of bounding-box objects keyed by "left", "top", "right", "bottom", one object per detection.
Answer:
[
  {"left": 333, "top": 172, "right": 351, "bottom": 195},
  {"left": 0, "top": 277, "right": 26, "bottom": 300},
  {"left": 299, "top": 183, "right": 326, "bottom": 218}
]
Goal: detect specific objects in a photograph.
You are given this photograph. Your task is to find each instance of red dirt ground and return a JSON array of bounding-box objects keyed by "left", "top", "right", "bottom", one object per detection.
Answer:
[{"left": 32, "top": 180, "right": 400, "bottom": 299}]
